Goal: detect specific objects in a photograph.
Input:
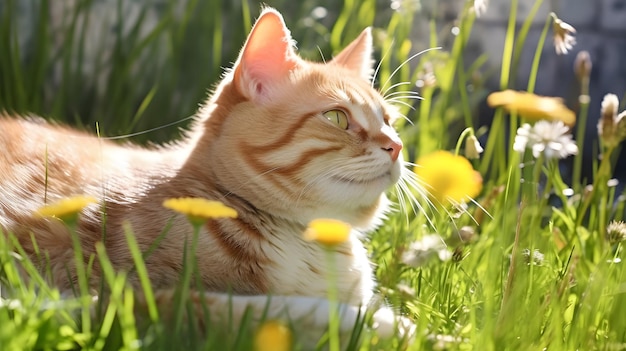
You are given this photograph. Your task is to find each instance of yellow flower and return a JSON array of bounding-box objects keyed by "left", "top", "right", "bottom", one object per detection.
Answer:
[
  {"left": 304, "top": 218, "right": 351, "bottom": 246},
  {"left": 36, "top": 195, "right": 97, "bottom": 222},
  {"left": 487, "top": 89, "right": 576, "bottom": 126},
  {"left": 254, "top": 320, "right": 292, "bottom": 351},
  {"left": 415, "top": 151, "right": 482, "bottom": 205},
  {"left": 162, "top": 198, "right": 237, "bottom": 225}
]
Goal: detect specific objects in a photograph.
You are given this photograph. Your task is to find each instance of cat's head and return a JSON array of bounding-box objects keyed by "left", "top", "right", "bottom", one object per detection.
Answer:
[{"left": 199, "top": 8, "right": 406, "bottom": 230}]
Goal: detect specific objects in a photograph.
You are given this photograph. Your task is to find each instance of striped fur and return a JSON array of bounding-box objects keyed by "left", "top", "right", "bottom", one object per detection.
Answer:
[{"left": 0, "top": 7, "right": 413, "bottom": 342}]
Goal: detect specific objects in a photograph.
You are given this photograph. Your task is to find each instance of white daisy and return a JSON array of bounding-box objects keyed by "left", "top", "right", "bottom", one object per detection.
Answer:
[{"left": 513, "top": 121, "right": 578, "bottom": 159}]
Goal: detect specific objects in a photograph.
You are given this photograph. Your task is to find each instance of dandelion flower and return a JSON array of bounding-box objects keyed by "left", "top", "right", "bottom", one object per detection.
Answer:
[
  {"left": 163, "top": 198, "right": 237, "bottom": 225},
  {"left": 513, "top": 121, "right": 578, "bottom": 159},
  {"left": 36, "top": 195, "right": 97, "bottom": 222},
  {"left": 551, "top": 13, "right": 576, "bottom": 55},
  {"left": 402, "top": 234, "right": 451, "bottom": 267},
  {"left": 598, "top": 93, "right": 626, "bottom": 149},
  {"left": 254, "top": 320, "right": 292, "bottom": 351},
  {"left": 487, "top": 90, "right": 576, "bottom": 126},
  {"left": 415, "top": 151, "right": 482, "bottom": 205},
  {"left": 606, "top": 221, "right": 626, "bottom": 245},
  {"left": 304, "top": 218, "right": 351, "bottom": 246}
]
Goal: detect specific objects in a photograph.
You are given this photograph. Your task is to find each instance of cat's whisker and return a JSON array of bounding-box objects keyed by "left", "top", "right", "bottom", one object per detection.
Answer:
[
  {"left": 402, "top": 170, "right": 438, "bottom": 214},
  {"left": 393, "top": 180, "right": 407, "bottom": 213},
  {"left": 393, "top": 167, "right": 436, "bottom": 228},
  {"left": 102, "top": 114, "right": 196, "bottom": 140},
  {"left": 386, "top": 91, "right": 424, "bottom": 100},
  {"left": 371, "top": 39, "right": 395, "bottom": 89},
  {"left": 395, "top": 112, "right": 414, "bottom": 126},
  {"left": 441, "top": 197, "right": 477, "bottom": 231},
  {"left": 381, "top": 81, "right": 413, "bottom": 99},
  {"left": 387, "top": 99, "right": 416, "bottom": 112},
  {"left": 379, "top": 47, "right": 441, "bottom": 95},
  {"left": 384, "top": 90, "right": 423, "bottom": 99},
  {"left": 317, "top": 46, "right": 327, "bottom": 63},
  {"left": 472, "top": 197, "right": 491, "bottom": 219},
  {"left": 387, "top": 97, "right": 423, "bottom": 106},
  {"left": 468, "top": 196, "right": 492, "bottom": 222},
  {"left": 402, "top": 167, "right": 487, "bottom": 231},
  {"left": 394, "top": 178, "right": 413, "bottom": 224},
  {"left": 397, "top": 181, "right": 434, "bottom": 229}
]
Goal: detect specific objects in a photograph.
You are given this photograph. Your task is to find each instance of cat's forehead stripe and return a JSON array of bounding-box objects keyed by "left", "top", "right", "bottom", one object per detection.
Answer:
[{"left": 343, "top": 84, "right": 385, "bottom": 130}]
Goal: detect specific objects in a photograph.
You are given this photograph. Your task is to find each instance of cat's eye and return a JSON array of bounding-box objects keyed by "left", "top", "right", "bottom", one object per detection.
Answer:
[{"left": 323, "top": 110, "right": 349, "bottom": 130}]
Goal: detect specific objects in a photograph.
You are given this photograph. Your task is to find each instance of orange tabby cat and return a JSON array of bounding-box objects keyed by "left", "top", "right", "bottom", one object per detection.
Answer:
[{"left": 1, "top": 7, "right": 413, "bottom": 343}]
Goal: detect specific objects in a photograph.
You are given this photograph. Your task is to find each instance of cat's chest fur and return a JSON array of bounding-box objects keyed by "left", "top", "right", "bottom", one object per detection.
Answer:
[{"left": 262, "top": 226, "right": 374, "bottom": 305}]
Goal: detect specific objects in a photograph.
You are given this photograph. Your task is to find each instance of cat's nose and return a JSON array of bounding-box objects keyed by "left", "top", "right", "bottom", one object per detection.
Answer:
[{"left": 382, "top": 138, "right": 403, "bottom": 162}]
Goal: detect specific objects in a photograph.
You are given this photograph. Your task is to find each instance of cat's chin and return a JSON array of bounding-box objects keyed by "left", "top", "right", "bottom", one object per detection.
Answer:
[
  {"left": 329, "top": 161, "right": 401, "bottom": 191},
  {"left": 307, "top": 173, "right": 398, "bottom": 230},
  {"left": 295, "top": 193, "right": 388, "bottom": 232}
]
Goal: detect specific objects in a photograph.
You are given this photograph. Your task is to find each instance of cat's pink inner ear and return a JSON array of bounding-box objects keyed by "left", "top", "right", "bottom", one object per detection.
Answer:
[
  {"left": 234, "top": 8, "right": 298, "bottom": 99},
  {"left": 330, "top": 28, "right": 374, "bottom": 81}
]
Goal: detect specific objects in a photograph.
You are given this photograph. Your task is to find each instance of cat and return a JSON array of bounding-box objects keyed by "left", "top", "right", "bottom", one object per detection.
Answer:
[{"left": 0, "top": 6, "right": 415, "bottom": 345}]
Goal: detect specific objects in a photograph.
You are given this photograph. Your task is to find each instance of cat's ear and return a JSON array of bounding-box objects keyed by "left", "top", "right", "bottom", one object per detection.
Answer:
[
  {"left": 233, "top": 8, "right": 298, "bottom": 102},
  {"left": 331, "top": 28, "right": 374, "bottom": 81}
]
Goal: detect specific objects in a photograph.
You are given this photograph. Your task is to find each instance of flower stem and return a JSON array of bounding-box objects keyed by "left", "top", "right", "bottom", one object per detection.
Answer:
[
  {"left": 526, "top": 12, "right": 552, "bottom": 94},
  {"left": 454, "top": 127, "right": 473, "bottom": 156},
  {"left": 572, "top": 72, "right": 591, "bottom": 189},
  {"left": 66, "top": 218, "right": 92, "bottom": 334},
  {"left": 597, "top": 147, "right": 615, "bottom": 249},
  {"left": 325, "top": 248, "right": 341, "bottom": 351},
  {"left": 576, "top": 146, "right": 615, "bottom": 255},
  {"left": 174, "top": 222, "right": 201, "bottom": 332},
  {"left": 499, "top": 0, "right": 517, "bottom": 90}
]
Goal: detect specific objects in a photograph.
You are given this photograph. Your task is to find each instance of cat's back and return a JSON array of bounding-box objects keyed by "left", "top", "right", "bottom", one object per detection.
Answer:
[
  {"left": 1, "top": 114, "right": 111, "bottom": 169},
  {"left": 0, "top": 115, "right": 183, "bottom": 225},
  {"left": 1, "top": 115, "right": 116, "bottom": 192}
]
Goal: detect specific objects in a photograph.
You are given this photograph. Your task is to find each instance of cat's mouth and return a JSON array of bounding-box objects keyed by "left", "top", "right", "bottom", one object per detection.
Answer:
[{"left": 332, "top": 171, "right": 392, "bottom": 185}]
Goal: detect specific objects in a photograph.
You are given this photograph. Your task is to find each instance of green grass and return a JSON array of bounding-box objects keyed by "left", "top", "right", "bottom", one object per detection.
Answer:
[{"left": 2, "top": 0, "right": 626, "bottom": 350}]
